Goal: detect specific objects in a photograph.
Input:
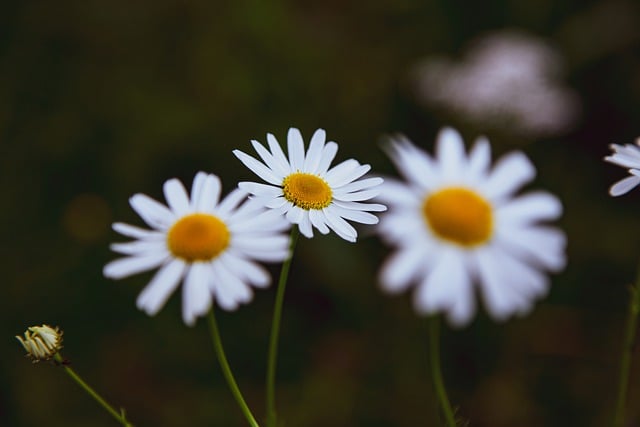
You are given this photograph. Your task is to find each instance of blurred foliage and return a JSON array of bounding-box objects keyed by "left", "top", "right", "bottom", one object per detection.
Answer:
[{"left": 1, "top": 0, "right": 640, "bottom": 426}]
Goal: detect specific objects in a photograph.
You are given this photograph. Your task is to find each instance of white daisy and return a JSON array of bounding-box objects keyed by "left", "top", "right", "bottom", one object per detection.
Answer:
[
  {"left": 377, "top": 127, "right": 566, "bottom": 326},
  {"left": 103, "top": 172, "right": 291, "bottom": 326},
  {"left": 604, "top": 138, "right": 640, "bottom": 196},
  {"left": 232, "top": 127, "right": 386, "bottom": 242}
]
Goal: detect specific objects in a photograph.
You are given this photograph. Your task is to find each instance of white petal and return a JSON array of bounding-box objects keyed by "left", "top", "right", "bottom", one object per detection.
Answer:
[
  {"left": 380, "top": 246, "right": 428, "bottom": 293},
  {"left": 303, "top": 129, "right": 326, "bottom": 173},
  {"left": 220, "top": 253, "right": 271, "bottom": 288},
  {"left": 229, "top": 208, "right": 290, "bottom": 233},
  {"left": 333, "top": 177, "right": 383, "bottom": 194},
  {"left": 251, "top": 139, "right": 288, "bottom": 178},
  {"left": 285, "top": 205, "right": 305, "bottom": 224},
  {"left": 190, "top": 172, "right": 208, "bottom": 209},
  {"left": 216, "top": 188, "right": 250, "bottom": 219},
  {"left": 231, "top": 235, "right": 291, "bottom": 255},
  {"left": 374, "top": 179, "right": 420, "bottom": 206},
  {"left": 238, "top": 182, "right": 283, "bottom": 198},
  {"left": 233, "top": 150, "right": 282, "bottom": 185},
  {"left": 316, "top": 141, "right": 339, "bottom": 175},
  {"left": 267, "top": 133, "right": 292, "bottom": 174},
  {"left": 484, "top": 152, "right": 536, "bottom": 200},
  {"left": 325, "top": 162, "right": 370, "bottom": 187},
  {"left": 298, "top": 210, "right": 314, "bottom": 238},
  {"left": 309, "top": 209, "right": 331, "bottom": 234},
  {"left": 136, "top": 259, "right": 187, "bottom": 315},
  {"left": 103, "top": 252, "right": 169, "bottom": 279},
  {"left": 112, "top": 222, "right": 164, "bottom": 240},
  {"left": 110, "top": 240, "right": 165, "bottom": 255},
  {"left": 130, "top": 194, "right": 175, "bottom": 230},
  {"left": 287, "top": 128, "right": 306, "bottom": 171},
  {"left": 385, "top": 137, "right": 437, "bottom": 190},
  {"left": 212, "top": 262, "right": 253, "bottom": 309},
  {"left": 496, "top": 191, "right": 562, "bottom": 224},
  {"left": 496, "top": 225, "right": 567, "bottom": 271},
  {"left": 609, "top": 175, "right": 640, "bottom": 196},
  {"left": 333, "top": 200, "right": 388, "bottom": 212},
  {"left": 414, "top": 249, "right": 460, "bottom": 314},
  {"left": 181, "top": 263, "right": 212, "bottom": 326},
  {"left": 329, "top": 205, "right": 379, "bottom": 224},
  {"left": 196, "top": 174, "right": 222, "bottom": 213},
  {"left": 467, "top": 136, "right": 491, "bottom": 180},
  {"left": 436, "top": 127, "right": 466, "bottom": 180},
  {"left": 323, "top": 208, "right": 357, "bottom": 242},
  {"left": 163, "top": 178, "right": 191, "bottom": 216},
  {"left": 333, "top": 188, "right": 380, "bottom": 202}
]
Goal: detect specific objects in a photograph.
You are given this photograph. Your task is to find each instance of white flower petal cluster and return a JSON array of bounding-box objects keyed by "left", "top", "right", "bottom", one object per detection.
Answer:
[
  {"left": 104, "top": 172, "right": 290, "bottom": 326},
  {"left": 377, "top": 127, "right": 567, "bottom": 326},
  {"left": 605, "top": 138, "right": 640, "bottom": 196},
  {"left": 414, "top": 30, "right": 579, "bottom": 137},
  {"left": 233, "top": 128, "right": 386, "bottom": 242}
]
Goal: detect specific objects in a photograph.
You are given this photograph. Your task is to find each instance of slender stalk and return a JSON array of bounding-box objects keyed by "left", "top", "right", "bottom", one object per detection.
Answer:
[
  {"left": 266, "top": 227, "right": 299, "bottom": 427},
  {"left": 613, "top": 267, "right": 640, "bottom": 427},
  {"left": 428, "top": 316, "right": 457, "bottom": 427},
  {"left": 53, "top": 353, "right": 133, "bottom": 426},
  {"left": 207, "top": 309, "right": 260, "bottom": 427}
]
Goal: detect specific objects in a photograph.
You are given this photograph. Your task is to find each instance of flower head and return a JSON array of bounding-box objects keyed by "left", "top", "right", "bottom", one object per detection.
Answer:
[
  {"left": 233, "top": 128, "right": 386, "bottom": 242},
  {"left": 104, "top": 172, "right": 291, "bottom": 326},
  {"left": 414, "top": 30, "right": 579, "bottom": 137},
  {"left": 605, "top": 138, "right": 640, "bottom": 196},
  {"left": 16, "top": 325, "right": 63, "bottom": 362},
  {"left": 377, "top": 128, "right": 566, "bottom": 326}
]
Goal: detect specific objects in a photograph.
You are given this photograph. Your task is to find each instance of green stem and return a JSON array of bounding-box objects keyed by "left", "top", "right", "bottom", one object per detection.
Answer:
[
  {"left": 54, "top": 353, "right": 133, "bottom": 426},
  {"left": 266, "top": 227, "right": 299, "bottom": 427},
  {"left": 207, "top": 309, "right": 260, "bottom": 427},
  {"left": 428, "top": 316, "right": 457, "bottom": 427},
  {"left": 613, "top": 268, "right": 640, "bottom": 427}
]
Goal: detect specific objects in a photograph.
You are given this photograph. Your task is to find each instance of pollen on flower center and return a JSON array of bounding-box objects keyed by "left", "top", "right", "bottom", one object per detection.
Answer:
[
  {"left": 167, "top": 213, "right": 230, "bottom": 261},
  {"left": 423, "top": 187, "right": 493, "bottom": 247},
  {"left": 282, "top": 172, "right": 333, "bottom": 210}
]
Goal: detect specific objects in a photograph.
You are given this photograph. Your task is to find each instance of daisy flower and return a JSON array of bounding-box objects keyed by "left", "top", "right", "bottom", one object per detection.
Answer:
[
  {"left": 232, "top": 128, "right": 386, "bottom": 242},
  {"left": 377, "top": 128, "right": 566, "bottom": 326},
  {"left": 103, "top": 172, "right": 291, "bottom": 326},
  {"left": 604, "top": 138, "right": 640, "bottom": 196}
]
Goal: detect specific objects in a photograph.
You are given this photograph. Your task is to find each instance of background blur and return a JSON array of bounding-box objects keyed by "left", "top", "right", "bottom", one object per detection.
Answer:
[{"left": 2, "top": 1, "right": 640, "bottom": 426}]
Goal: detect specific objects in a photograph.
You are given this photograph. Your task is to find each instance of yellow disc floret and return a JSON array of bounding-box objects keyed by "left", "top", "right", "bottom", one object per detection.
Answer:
[
  {"left": 167, "top": 213, "right": 230, "bottom": 261},
  {"left": 282, "top": 172, "right": 333, "bottom": 210},
  {"left": 423, "top": 187, "right": 493, "bottom": 247}
]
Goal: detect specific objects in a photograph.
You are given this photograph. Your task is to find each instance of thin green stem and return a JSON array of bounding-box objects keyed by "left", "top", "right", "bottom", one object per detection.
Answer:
[
  {"left": 613, "top": 266, "right": 640, "bottom": 427},
  {"left": 428, "top": 316, "right": 457, "bottom": 427},
  {"left": 54, "top": 353, "right": 133, "bottom": 426},
  {"left": 207, "top": 309, "right": 260, "bottom": 427},
  {"left": 266, "top": 227, "right": 299, "bottom": 427}
]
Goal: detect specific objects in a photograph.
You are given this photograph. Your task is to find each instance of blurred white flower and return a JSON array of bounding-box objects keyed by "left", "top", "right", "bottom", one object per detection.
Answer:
[
  {"left": 414, "top": 31, "right": 579, "bottom": 137},
  {"left": 233, "top": 128, "right": 386, "bottom": 242},
  {"left": 377, "top": 128, "right": 566, "bottom": 326},
  {"left": 605, "top": 138, "right": 640, "bottom": 196},
  {"left": 104, "top": 172, "right": 290, "bottom": 325}
]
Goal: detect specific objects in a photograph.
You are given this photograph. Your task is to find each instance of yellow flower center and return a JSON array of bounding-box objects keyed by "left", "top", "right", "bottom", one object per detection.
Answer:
[
  {"left": 282, "top": 172, "right": 333, "bottom": 210},
  {"left": 423, "top": 187, "right": 493, "bottom": 247},
  {"left": 167, "top": 213, "right": 230, "bottom": 261}
]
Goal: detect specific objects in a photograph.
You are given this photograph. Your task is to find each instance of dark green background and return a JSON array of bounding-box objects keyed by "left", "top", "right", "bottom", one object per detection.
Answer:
[{"left": 2, "top": 1, "right": 640, "bottom": 426}]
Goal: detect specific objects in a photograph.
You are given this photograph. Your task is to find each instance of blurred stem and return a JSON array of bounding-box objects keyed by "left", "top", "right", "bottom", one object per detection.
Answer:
[
  {"left": 613, "top": 268, "right": 640, "bottom": 427},
  {"left": 266, "top": 227, "right": 299, "bottom": 427},
  {"left": 207, "top": 309, "right": 260, "bottom": 427},
  {"left": 54, "top": 353, "right": 134, "bottom": 426},
  {"left": 428, "top": 316, "right": 457, "bottom": 427}
]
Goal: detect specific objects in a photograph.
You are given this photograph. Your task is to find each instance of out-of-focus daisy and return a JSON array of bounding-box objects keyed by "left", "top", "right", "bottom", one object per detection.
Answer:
[
  {"left": 233, "top": 128, "right": 386, "bottom": 242},
  {"left": 104, "top": 172, "right": 290, "bottom": 326},
  {"left": 413, "top": 30, "right": 579, "bottom": 138},
  {"left": 377, "top": 128, "right": 566, "bottom": 326},
  {"left": 605, "top": 138, "right": 640, "bottom": 196}
]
